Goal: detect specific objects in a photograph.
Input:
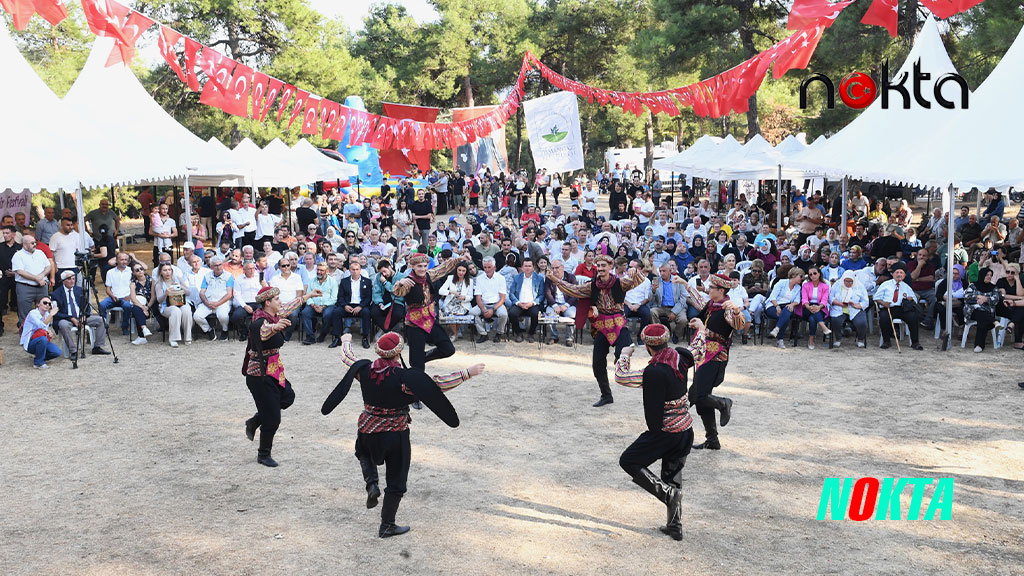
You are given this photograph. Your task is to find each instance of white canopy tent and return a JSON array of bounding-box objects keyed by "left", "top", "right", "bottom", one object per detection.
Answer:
[
  {"left": 792, "top": 17, "right": 971, "bottom": 184},
  {"left": 263, "top": 138, "right": 357, "bottom": 183},
  {"left": 652, "top": 134, "right": 723, "bottom": 174}
]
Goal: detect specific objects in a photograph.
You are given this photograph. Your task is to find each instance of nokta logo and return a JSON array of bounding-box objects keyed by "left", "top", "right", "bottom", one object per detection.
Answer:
[
  {"left": 817, "top": 477, "right": 954, "bottom": 521},
  {"left": 800, "top": 59, "right": 969, "bottom": 110}
]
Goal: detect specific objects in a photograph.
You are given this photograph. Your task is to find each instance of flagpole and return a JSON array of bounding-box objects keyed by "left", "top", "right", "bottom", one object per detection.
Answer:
[
  {"left": 841, "top": 177, "right": 848, "bottom": 234},
  {"left": 945, "top": 183, "right": 955, "bottom": 348},
  {"left": 777, "top": 164, "right": 783, "bottom": 234},
  {"left": 75, "top": 184, "right": 88, "bottom": 254},
  {"left": 184, "top": 168, "right": 196, "bottom": 243}
]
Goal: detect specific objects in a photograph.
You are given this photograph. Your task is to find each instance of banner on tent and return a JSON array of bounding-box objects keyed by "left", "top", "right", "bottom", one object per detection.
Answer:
[
  {"left": 524, "top": 92, "right": 584, "bottom": 173},
  {"left": 0, "top": 188, "right": 32, "bottom": 222},
  {"left": 451, "top": 105, "right": 510, "bottom": 176}
]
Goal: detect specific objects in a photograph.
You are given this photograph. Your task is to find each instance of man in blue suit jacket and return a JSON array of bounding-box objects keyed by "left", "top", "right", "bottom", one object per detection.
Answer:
[
  {"left": 332, "top": 260, "right": 374, "bottom": 349},
  {"left": 51, "top": 270, "right": 109, "bottom": 360},
  {"left": 508, "top": 258, "right": 546, "bottom": 342}
]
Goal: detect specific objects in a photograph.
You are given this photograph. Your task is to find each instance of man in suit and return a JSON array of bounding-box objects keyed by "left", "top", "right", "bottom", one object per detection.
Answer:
[
  {"left": 650, "top": 262, "right": 688, "bottom": 343},
  {"left": 508, "top": 258, "right": 546, "bottom": 343},
  {"left": 544, "top": 259, "right": 577, "bottom": 345},
  {"left": 332, "top": 259, "right": 374, "bottom": 349},
  {"left": 52, "top": 270, "right": 110, "bottom": 362}
]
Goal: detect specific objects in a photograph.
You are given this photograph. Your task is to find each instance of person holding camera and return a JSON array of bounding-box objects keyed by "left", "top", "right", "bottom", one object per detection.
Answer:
[{"left": 20, "top": 295, "right": 62, "bottom": 369}]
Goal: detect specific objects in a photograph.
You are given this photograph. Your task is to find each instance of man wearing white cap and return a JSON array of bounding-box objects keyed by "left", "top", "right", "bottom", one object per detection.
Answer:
[
  {"left": 51, "top": 270, "right": 109, "bottom": 361},
  {"left": 177, "top": 241, "right": 197, "bottom": 272}
]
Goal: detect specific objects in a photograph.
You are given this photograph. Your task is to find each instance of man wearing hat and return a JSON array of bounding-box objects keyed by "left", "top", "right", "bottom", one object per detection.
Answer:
[
  {"left": 682, "top": 272, "right": 747, "bottom": 450},
  {"left": 550, "top": 254, "right": 646, "bottom": 407},
  {"left": 874, "top": 262, "right": 924, "bottom": 350},
  {"left": 392, "top": 251, "right": 467, "bottom": 370},
  {"left": 325, "top": 332, "right": 485, "bottom": 538},
  {"left": 613, "top": 324, "right": 695, "bottom": 541},
  {"left": 51, "top": 270, "right": 110, "bottom": 362}
]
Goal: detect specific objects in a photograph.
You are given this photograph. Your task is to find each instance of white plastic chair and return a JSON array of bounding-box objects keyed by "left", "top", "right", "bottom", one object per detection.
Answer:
[
  {"left": 60, "top": 326, "right": 95, "bottom": 358},
  {"left": 875, "top": 302, "right": 908, "bottom": 347},
  {"left": 960, "top": 319, "right": 1002, "bottom": 349}
]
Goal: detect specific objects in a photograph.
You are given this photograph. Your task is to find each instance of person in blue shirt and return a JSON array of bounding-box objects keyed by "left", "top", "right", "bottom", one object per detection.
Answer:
[
  {"left": 981, "top": 190, "right": 1005, "bottom": 221},
  {"left": 20, "top": 295, "right": 62, "bottom": 368}
]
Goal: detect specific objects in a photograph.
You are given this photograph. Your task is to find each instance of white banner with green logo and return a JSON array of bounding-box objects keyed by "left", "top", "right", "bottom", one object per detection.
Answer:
[{"left": 523, "top": 91, "right": 584, "bottom": 173}]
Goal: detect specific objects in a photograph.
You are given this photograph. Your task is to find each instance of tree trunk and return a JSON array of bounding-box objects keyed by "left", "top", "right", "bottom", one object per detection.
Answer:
[
  {"left": 676, "top": 117, "right": 684, "bottom": 151},
  {"left": 900, "top": 0, "right": 920, "bottom": 44},
  {"left": 738, "top": 3, "right": 761, "bottom": 141},
  {"left": 582, "top": 110, "right": 593, "bottom": 162},
  {"left": 644, "top": 111, "right": 654, "bottom": 179},
  {"left": 462, "top": 74, "right": 474, "bottom": 108},
  {"left": 515, "top": 106, "right": 523, "bottom": 172}
]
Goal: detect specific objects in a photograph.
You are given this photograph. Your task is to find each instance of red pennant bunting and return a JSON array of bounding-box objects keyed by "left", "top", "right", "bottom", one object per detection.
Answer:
[
  {"left": 250, "top": 71, "right": 269, "bottom": 119},
  {"left": 319, "top": 100, "right": 341, "bottom": 140},
  {"left": 331, "top": 106, "right": 351, "bottom": 141},
  {"left": 220, "top": 63, "right": 253, "bottom": 118},
  {"left": 287, "top": 89, "right": 309, "bottom": 128},
  {"left": 198, "top": 49, "right": 237, "bottom": 108},
  {"left": 80, "top": 0, "right": 130, "bottom": 45},
  {"left": 276, "top": 84, "right": 296, "bottom": 123},
  {"left": 182, "top": 38, "right": 202, "bottom": 91},
  {"left": 861, "top": 0, "right": 899, "bottom": 38},
  {"left": 33, "top": 0, "right": 68, "bottom": 26},
  {"left": 348, "top": 110, "right": 378, "bottom": 147},
  {"left": 259, "top": 78, "right": 284, "bottom": 122},
  {"left": 772, "top": 25, "right": 825, "bottom": 79},
  {"left": 787, "top": 0, "right": 854, "bottom": 30},
  {"left": 105, "top": 10, "right": 154, "bottom": 67},
  {"left": 157, "top": 26, "right": 186, "bottom": 83},
  {"left": 2, "top": 0, "right": 37, "bottom": 30},
  {"left": 300, "top": 96, "right": 321, "bottom": 135}
]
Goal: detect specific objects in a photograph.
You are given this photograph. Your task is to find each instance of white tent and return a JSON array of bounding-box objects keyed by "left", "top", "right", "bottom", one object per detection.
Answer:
[
  {"left": 0, "top": 22, "right": 96, "bottom": 192},
  {"left": 652, "top": 134, "right": 722, "bottom": 174},
  {"left": 793, "top": 17, "right": 971, "bottom": 183},
  {"left": 262, "top": 138, "right": 357, "bottom": 183},
  {"left": 231, "top": 138, "right": 320, "bottom": 188},
  {"left": 63, "top": 38, "right": 245, "bottom": 189},
  {"left": 883, "top": 22, "right": 1024, "bottom": 190}
]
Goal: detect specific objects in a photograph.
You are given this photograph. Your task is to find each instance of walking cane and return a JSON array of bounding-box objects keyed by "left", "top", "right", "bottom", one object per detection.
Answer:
[{"left": 885, "top": 303, "right": 902, "bottom": 354}]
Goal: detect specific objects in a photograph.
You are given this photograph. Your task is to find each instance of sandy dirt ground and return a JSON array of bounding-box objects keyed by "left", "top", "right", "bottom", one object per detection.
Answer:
[{"left": 1, "top": 324, "right": 1022, "bottom": 575}]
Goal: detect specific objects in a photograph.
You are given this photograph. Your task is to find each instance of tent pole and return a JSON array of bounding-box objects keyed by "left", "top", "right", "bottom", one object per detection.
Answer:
[
  {"left": 777, "top": 165, "right": 783, "bottom": 233},
  {"left": 945, "top": 184, "right": 955, "bottom": 348},
  {"left": 841, "top": 177, "right": 848, "bottom": 234},
  {"left": 76, "top": 184, "right": 88, "bottom": 253},
  {"left": 286, "top": 187, "right": 292, "bottom": 231},
  {"left": 58, "top": 190, "right": 65, "bottom": 211},
  {"left": 184, "top": 173, "right": 193, "bottom": 243}
]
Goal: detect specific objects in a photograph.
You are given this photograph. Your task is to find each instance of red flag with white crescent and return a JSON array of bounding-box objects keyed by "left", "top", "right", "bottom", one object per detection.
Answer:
[
  {"left": 220, "top": 63, "right": 253, "bottom": 118},
  {"left": 105, "top": 10, "right": 154, "bottom": 67},
  {"left": 198, "top": 49, "right": 237, "bottom": 108},
  {"left": 259, "top": 77, "right": 284, "bottom": 122},
  {"left": 157, "top": 26, "right": 186, "bottom": 83},
  {"left": 772, "top": 25, "right": 825, "bottom": 79},
  {"left": 379, "top": 102, "right": 439, "bottom": 174},
  {"left": 287, "top": 90, "right": 309, "bottom": 128},
  {"left": 861, "top": 0, "right": 899, "bottom": 37},
  {"left": 276, "top": 84, "right": 296, "bottom": 123},
  {"left": 787, "top": 0, "right": 854, "bottom": 30},
  {"left": 182, "top": 38, "right": 202, "bottom": 91},
  {"left": 301, "top": 96, "right": 321, "bottom": 135},
  {"left": 319, "top": 100, "right": 341, "bottom": 140},
  {"left": 250, "top": 71, "right": 269, "bottom": 119},
  {"left": 32, "top": 0, "right": 68, "bottom": 27},
  {"left": 2, "top": 0, "right": 37, "bottom": 30},
  {"left": 80, "top": 0, "right": 130, "bottom": 45}
]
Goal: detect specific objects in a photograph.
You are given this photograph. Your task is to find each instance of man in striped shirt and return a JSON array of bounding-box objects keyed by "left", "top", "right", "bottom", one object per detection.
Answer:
[{"left": 614, "top": 324, "right": 695, "bottom": 541}]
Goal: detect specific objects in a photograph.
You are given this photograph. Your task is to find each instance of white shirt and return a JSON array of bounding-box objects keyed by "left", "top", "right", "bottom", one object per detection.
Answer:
[
  {"left": 12, "top": 248, "right": 50, "bottom": 284},
  {"left": 184, "top": 267, "right": 211, "bottom": 305},
  {"left": 582, "top": 188, "right": 598, "bottom": 211},
  {"left": 152, "top": 214, "right": 175, "bottom": 251},
  {"left": 104, "top": 266, "right": 133, "bottom": 298},
  {"left": 684, "top": 224, "right": 707, "bottom": 244},
  {"left": 349, "top": 277, "right": 362, "bottom": 305},
  {"left": 234, "top": 274, "right": 262, "bottom": 306},
  {"left": 625, "top": 277, "right": 651, "bottom": 306},
  {"left": 635, "top": 199, "right": 655, "bottom": 224},
  {"left": 255, "top": 213, "right": 281, "bottom": 238},
  {"left": 270, "top": 272, "right": 304, "bottom": 303},
  {"left": 474, "top": 272, "right": 507, "bottom": 305},
  {"left": 49, "top": 231, "right": 80, "bottom": 269},
  {"left": 231, "top": 206, "right": 257, "bottom": 233},
  {"left": 518, "top": 274, "right": 536, "bottom": 305}
]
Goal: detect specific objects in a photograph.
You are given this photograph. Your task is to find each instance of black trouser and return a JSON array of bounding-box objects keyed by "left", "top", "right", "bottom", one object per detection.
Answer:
[
  {"left": 355, "top": 429, "right": 411, "bottom": 496},
  {"left": 509, "top": 303, "right": 540, "bottom": 335},
  {"left": 689, "top": 360, "right": 727, "bottom": 441},
  {"left": 0, "top": 274, "right": 14, "bottom": 331},
  {"left": 968, "top": 309, "right": 997, "bottom": 349},
  {"left": 552, "top": 186, "right": 561, "bottom": 204},
  {"left": 245, "top": 376, "right": 295, "bottom": 456},
  {"left": 937, "top": 303, "right": 963, "bottom": 333},
  {"left": 407, "top": 321, "right": 455, "bottom": 370},
  {"left": 230, "top": 303, "right": 256, "bottom": 338},
  {"left": 593, "top": 327, "right": 632, "bottom": 400},
  {"left": 535, "top": 188, "right": 547, "bottom": 208},
  {"left": 371, "top": 303, "right": 406, "bottom": 332},
  {"left": 334, "top": 305, "right": 371, "bottom": 336},
  {"left": 999, "top": 307, "right": 1024, "bottom": 343},
  {"left": 879, "top": 304, "right": 921, "bottom": 344},
  {"left": 619, "top": 429, "right": 693, "bottom": 488},
  {"left": 142, "top": 214, "right": 151, "bottom": 239}
]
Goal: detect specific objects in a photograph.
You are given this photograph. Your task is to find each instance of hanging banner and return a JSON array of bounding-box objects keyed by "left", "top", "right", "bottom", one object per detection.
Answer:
[
  {"left": 0, "top": 188, "right": 32, "bottom": 224},
  {"left": 380, "top": 102, "right": 440, "bottom": 175},
  {"left": 523, "top": 92, "right": 584, "bottom": 173},
  {"left": 451, "top": 105, "right": 509, "bottom": 176}
]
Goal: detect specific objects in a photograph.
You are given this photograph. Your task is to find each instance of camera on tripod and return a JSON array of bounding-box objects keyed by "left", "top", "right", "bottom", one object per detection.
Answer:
[{"left": 74, "top": 251, "right": 90, "bottom": 269}]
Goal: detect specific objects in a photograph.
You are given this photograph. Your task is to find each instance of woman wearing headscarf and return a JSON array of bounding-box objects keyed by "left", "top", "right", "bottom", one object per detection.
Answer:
[
  {"left": 688, "top": 235, "right": 706, "bottom": 260},
  {"left": 828, "top": 270, "right": 869, "bottom": 347},
  {"left": 669, "top": 239, "right": 694, "bottom": 274},
  {"left": 963, "top": 267, "right": 1001, "bottom": 352},
  {"left": 793, "top": 245, "right": 814, "bottom": 274},
  {"left": 936, "top": 264, "right": 966, "bottom": 342},
  {"left": 750, "top": 238, "right": 778, "bottom": 271}
]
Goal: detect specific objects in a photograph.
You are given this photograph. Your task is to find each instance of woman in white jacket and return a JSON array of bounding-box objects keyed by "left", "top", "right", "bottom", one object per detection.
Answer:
[
  {"left": 828, "top": 270, "right": 870, "bottom": 348},
  {"left": 438, "top": 261, "right": 475, "bottom": 338}
]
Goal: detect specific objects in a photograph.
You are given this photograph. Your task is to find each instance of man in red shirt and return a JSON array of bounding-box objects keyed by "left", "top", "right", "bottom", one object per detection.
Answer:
[
  {"left": 907, "top": 248, "right": 936, "bottom": 330},
  {"left": 138, "top": 188, "right": 155, "bottom": 240}
]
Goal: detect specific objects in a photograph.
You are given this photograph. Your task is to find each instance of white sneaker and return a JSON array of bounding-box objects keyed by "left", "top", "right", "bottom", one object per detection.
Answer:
[
  {"left": 132, "top": 337, "right": 148, "bottom": 345},
  {"left": 142, "top": 326, "right": 153, "bottom": 337},
  {"left": 808, "top": 343, "right": 815, "bottom": 350},
  {"left": 35, "top": 363, "right": 49, "bottom": 369},
  {"left": 834, "top": 341, "right": 841, "bottom": 348},
  {"left": 856, "top": 341, "right": 865, "bottom": 348},
  {"left": 169, "top": 340, "right": 179, "bottom": 348},
  {"left": 973, "top": 346, "right": 983, "bottom": 353},
  {"left": 777, "top": 339, "right": 786, "bottom": 349},
  {"left": 768, "top": 327, "right": 779, "bottom": 338},
  {"left": 184, "top": 340, "right": 192, "bottom": 346}
]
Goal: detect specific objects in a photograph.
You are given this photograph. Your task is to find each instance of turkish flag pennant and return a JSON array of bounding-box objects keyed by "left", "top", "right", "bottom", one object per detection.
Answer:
[
  {"left": 379, "top": 102, "right": 440, "bottom": 173},
  {"left": 157, "top": 26, "right": 186, "bottom": 84},
  {"left": 919, "top": 0, "right": 962, "bottom": 18},
  {"left": 275, "top": 84, "right": 296, "bottom": 123},
  {"left": 331, "top": 106, "right": 351, "bottom": 141},
  {"left": 80, "top": 0, "right": 130, "bottom": 45},
  {"left": 347, "top": 110, "right": 378, "bottom": 147},
  {"left": 105, "top": 10, "right": 154, "bottom": 67},
  {"left": 249, "top": 71, "right": 269, "bottom": 119},
  {"left": 33, "top": 0, "right": 68, "bottom": 27},
  {"left": 787, "top": 0, "right": 855, "bottom": 30},
  {"left": 220, "top": 63, "right": 253, "bottom": 118},
  {"left": 182, "top": 37, "right": 202, "bottom": 91},
  {"left": 367, "top": 116, "right": 394, "bottom": 148},
  {"left": 861, "top": 0, "right": 900, "bottom": 37},
  {"left": 2, "top": 0, "right": 37, "bottom": 30},
  {"left": 956, "top": 0, "right": 985, "bottom": 10},
  {"left": 287, "top": 89, "right": 309, "bottom": 128},
  {"left": 319, "top": 100, "right": 341, "bottom": 140},
  {"left": 772, "top": 25, "right": 825, "bottom": 79},
  {"left": 259, "top": 78, "right": 284, "bottom": 122},
  {"left": 300, "top": 96, "right": 321, "bottom": 135},
  {"left": 198, "top": 49, "right": 237, "bottom": 108}
]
